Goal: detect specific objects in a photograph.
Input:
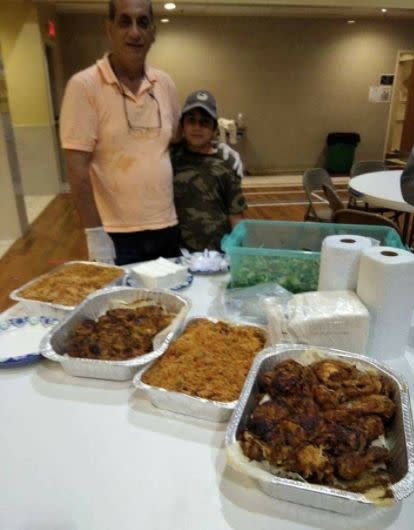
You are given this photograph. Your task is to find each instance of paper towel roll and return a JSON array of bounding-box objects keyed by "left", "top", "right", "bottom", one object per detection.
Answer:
[
  {"left": 357, "top": 246, "right": 414, "bottom": 360},
  {"left": 318, "top": 235, "right": 376, "bottom": 291}
]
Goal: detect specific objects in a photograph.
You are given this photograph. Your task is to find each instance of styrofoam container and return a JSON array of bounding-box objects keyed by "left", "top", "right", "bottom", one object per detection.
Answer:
[
  {"left": 225, "top": 344, "right": 414, "bottom": 514},
  {"left": 128, "top": 257, "right": 188, "bottom": 289},
  {"left": 10, "top": 261, "right": 127, "bottom": 319},
  {"left": 40, "top": 286, "right": 190, "bottom": 381}
]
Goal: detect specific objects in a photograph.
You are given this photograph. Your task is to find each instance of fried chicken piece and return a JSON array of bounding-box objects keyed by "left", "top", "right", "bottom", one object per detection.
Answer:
[
  {"left": 355, "top": 415, "right": 385, "bottom": 443},
  {"left": 339, "top": 394, "right": 395, "bottom": 421},
  {"left": 258, "top": 370, "right": 273, "bottom": 393},
  {"left": 312, "top": 360, "right": 357, "bottom": 388},
  {"left": 323, "top": 410, "right": 385, "bottom": 444},
  {"left": 239, "top": 431, "right": 265, "bottom": 462},
  {"left": 340, "top": 373, "right": 383, "bottom": 399},
  {"left": 275, "top": 419, "right": 309, "bottom": 447},
  {"left": 338, "top": 470, "right": 392, "bottom": 494},
  {"left": 248, "top": 399, "right": 291, "bottom": 439},
  {"left": 282, "top": 395, "right": 320, "bottom": 416},
  {"left": 269, "top": 360, "right": 316, "bottom": 398},
  {"left": 336, "top": 446, "right": 390, "bottom": 480},
  {"left": 295, "top": 444, "right": 334, "bottom": 482},
  {"left": 267, "top": 443, "right": 297, "bottom": 470},
  {"left": 315, "top": 420, "right": 367, "bottom": 456},
  {"left": 240, "top": 431, "right": 298, "bottom": 472},
  {"left": 379, "top": 375, "right": 394, "bottom": 397},
  {"left": 313, "top": 384, "right": 342, "bottom": 409}
]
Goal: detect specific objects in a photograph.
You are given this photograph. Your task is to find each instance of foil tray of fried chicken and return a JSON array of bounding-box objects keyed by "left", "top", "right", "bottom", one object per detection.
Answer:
[
  {"left": 225, "top": 344, "right": 414, "bottom": 515},
  {"left": 40, "top": 286, "right": 190, "bottom": 381}
]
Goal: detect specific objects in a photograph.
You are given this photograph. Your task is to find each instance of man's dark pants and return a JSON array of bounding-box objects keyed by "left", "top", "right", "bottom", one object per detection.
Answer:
[{"left": 108, "top": 225, "right": 180, "bottom": 266}]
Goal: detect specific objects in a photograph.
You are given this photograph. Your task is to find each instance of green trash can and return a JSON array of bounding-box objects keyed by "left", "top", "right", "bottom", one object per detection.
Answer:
[{"left": 326, "top": 132, "right": 360, "bottom": 173}]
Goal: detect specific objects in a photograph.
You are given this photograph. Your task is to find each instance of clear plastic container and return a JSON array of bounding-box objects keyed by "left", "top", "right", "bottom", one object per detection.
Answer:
[{"left": 221, "top": 220, "right": 404, "bottom": 293}]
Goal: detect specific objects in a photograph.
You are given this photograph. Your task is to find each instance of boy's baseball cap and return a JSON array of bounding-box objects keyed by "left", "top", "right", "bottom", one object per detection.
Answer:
[{"left": 181, "top": 90, "right": 217, "bottom": 120}]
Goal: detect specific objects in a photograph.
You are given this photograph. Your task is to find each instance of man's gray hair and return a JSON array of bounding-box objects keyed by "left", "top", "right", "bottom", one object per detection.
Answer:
[{"left": 108, "top": 0, "right": 154, "bottom": 22}]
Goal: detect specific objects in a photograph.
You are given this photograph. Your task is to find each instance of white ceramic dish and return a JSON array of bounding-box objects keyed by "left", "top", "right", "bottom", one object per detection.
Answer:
[{"left": 0, "top": 315, "right": 59, "bottom": 367}]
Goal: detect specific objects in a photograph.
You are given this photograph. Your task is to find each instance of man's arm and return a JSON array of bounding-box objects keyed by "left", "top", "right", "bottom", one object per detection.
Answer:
[
  {"left": 64, "top": 149, "right": 101, "bottom": 227},
  {"left": 64, "top": 149, "right": 115, "bottom": 263}
]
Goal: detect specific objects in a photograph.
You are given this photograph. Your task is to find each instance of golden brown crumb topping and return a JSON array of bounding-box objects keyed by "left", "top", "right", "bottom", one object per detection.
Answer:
[
  {"left": 142, "top": 319, "right": 266, "bottom": 402},
  {"left": 18, "top": 263, "right": 124, "bottom": 306}
]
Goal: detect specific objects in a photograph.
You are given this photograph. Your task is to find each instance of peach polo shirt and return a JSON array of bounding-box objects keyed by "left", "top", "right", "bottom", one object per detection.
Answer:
[{"left": 60, "top": 55, "right": 180, "bottom": 232}]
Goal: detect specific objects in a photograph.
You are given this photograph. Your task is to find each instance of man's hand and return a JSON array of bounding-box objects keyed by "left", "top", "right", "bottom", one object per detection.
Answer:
[
  {"left": 85, "top": 227, "right": 116, "bottom": 264},
  {"left": 218, "top": 142, "right": 244, "bottom": 178}
]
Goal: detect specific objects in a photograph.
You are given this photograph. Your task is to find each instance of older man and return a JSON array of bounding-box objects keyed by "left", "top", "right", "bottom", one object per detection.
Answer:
[{"left": 61, "top": 0, "right": 240, "bottom": 265}]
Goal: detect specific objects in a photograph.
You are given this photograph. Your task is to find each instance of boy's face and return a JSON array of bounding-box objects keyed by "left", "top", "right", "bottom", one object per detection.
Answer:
[{"left": 182, "top": 109, "right": 216, "bottom": 150}]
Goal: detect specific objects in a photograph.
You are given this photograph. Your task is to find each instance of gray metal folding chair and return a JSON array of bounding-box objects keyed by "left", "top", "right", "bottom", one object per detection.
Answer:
[
  {"left": 322, "top": 183, "right": 345, "bottom": 218},
  {"left": 303, "top": 168, "right": 334, "bottom": 222}
]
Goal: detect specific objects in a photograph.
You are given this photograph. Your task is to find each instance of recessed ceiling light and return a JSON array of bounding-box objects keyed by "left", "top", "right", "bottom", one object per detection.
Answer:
[
  {"left": 164, "top": 2, "right": 176, "bottom": 10},
  {"left": 347, "top": 20, "right": 356, "bottom": 24},
  {"left": 381, "top": 8, "right": 388, "bottom": 13},
  {"left": 161, "top": 18, "right": 170, "bottom": 23}
]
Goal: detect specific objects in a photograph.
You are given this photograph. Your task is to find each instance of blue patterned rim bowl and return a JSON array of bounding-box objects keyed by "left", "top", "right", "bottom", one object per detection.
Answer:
[{"left": 0, "top": 315, "right": 59, "bottom": 368}]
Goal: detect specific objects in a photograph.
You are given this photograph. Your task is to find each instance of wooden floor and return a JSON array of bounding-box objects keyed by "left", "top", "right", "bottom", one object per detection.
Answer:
[{"left": 0, "top": 184, "right": 350, "bottom": 312}]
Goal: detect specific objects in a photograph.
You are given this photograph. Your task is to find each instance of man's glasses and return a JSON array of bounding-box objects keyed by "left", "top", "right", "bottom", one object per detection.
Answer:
[{"left": 120, "top": 84, "right": 161, "bottom": 138}]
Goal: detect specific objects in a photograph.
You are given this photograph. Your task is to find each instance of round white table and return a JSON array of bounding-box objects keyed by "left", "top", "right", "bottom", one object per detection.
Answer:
[
  {"left": 349, "top": 170, "right": 414, "bottom": 243},
  {"left": 1, "top": 273, "right": 414, "bottom": 530}
]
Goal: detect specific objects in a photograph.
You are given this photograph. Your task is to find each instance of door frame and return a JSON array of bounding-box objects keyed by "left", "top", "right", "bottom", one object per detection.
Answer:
[{"left": 383, "top": 50, "right": 414, "bottom": 160}]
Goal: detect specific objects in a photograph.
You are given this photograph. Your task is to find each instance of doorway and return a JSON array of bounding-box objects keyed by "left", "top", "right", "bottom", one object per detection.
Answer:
[
  {"left": 44, "top": 42, "right": 67, "bottom": 185},
  {"left": 384, "top": 50, "right": 414, "bottom": 166},
  {"left": 0, "top": 46, "right": 29, "bottom": 256}
]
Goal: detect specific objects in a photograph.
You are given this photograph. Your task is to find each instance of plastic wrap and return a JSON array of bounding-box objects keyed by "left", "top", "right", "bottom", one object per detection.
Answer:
[
  {"left": 210, "top": 282, "right": 292, "bottom": 325},
  {"left": 264, "top": 290, "right": 370, "bottom": 354}
]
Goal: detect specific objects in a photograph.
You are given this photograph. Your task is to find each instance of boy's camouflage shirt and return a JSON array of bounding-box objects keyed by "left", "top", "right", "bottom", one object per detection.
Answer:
[{"left": 171, "top": 143, "right": 246, "bottom": 252}]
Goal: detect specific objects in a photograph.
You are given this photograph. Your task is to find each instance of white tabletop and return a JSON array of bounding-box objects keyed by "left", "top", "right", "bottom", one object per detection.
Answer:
[
  {"left": 349, "top": 170, "right": 414, "bottom": 214},
  {"left": 1, "top": 273, "right": 414, "bottom": 530}
]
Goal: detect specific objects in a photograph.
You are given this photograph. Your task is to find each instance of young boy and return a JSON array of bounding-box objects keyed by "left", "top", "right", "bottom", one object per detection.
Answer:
[{"left": 171, "top": 90, "right": 247, "bottom": 252}]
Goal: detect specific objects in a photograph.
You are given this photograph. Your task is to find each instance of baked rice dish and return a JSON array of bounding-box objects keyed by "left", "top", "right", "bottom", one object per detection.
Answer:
[
  {"left": 16, "top": 262, "right": 124, "bottom": 306},
  {"left": 66, "top": 305, "right": 175, "bottom": 361},
  {"left": 239, "top": 357, "right": 396, "bottom": 496},
  {"left": 142, "top": 318, "right": 267, "bottom": 402}
]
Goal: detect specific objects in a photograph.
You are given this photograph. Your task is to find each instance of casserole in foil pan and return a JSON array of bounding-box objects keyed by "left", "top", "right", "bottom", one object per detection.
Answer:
[
  {"left": 10, "top": 261, "right": 128, "bottom": 319},
  {"left": 39, "top": 286, "right": 190, "bottom": 381},
  {"left": 225, "top": 344, "right": 414, "bottom": 515},
  {"left": 133, "top": 317, "right": 268, "bottom": 422}
]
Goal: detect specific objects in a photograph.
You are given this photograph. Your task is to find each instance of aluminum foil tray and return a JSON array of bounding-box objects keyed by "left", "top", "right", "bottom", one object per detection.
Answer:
[
  {"left": 10, "top": 261, "right": 128, "bottom": 319},
  {"left": 39, "top": 286, "right": 190, "bottom": 381},
  {"left": 225, "top": 344, "right": 414, "bottom": 515},
  {"left": 133, "top": 317, "right": 268, "bottom": 422}
]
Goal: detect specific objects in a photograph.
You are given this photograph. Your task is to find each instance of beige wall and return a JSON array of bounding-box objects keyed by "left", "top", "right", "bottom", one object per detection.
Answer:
[
  {"left": 0, "top": 1, "right": 61, "bottom": 194},
  {"left": 58, "top": 14, "right": 414, "bottom": 173},
  {"left": 0, "top": 2, "right": 51, "bottom": 125}
]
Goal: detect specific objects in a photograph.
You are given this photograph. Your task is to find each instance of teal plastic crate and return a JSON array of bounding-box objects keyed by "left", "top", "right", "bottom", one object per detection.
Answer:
[{"left": 221, "top": 220, "right": 404, "bottom": 293}]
